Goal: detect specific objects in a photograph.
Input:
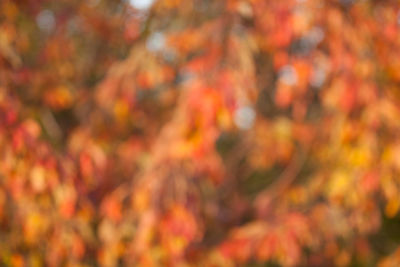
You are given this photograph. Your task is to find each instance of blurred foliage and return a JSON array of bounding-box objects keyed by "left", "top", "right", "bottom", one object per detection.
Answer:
[{"left": 1, "top": 0, "right": 400, "bottom": 266}]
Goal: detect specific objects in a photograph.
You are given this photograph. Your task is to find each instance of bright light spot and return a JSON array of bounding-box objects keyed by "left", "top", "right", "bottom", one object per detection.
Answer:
[
  {"left": 36, "top": 10, "right": 55, "bottom": 33},
  {"left": 310, "top": 67, "right": 326, "bottom": 88},
  {"left": 146, "top": 32, "right": 165, "bottom": 52},
  {"left": 237, "top": 2, "right": 253, "bottom": 18},
  {"left": 129, "top": 0, "right": 154, "bottom": 10},
  {"left": 279, "top": 65, "right": 298, "bottom": 86},
  {"left": 308, "top": 27, "right": 324, "bottom": 45},
  {"left": 163, "top": 48, "right": 177, "bottom": 62},
  {"left": 234, "top": 106, "right": 256, "bottom": 130}
]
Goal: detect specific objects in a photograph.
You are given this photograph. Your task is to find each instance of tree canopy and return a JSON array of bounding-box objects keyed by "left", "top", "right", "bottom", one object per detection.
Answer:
[{"left": 1, "top": 0, "right": 400, "bottom": 266}]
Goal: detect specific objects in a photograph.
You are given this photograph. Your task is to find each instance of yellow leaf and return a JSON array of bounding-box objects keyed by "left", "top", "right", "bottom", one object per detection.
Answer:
[
  {"left": 113, "top": 99, "right": 130, "bottom": 122},
  {"left": 274, "top": 117, "right": 292, "bottom": 140},
  {"left": 347, "top": 146, "right": 370, "bottom": 167},
  {"left": 385, "top": 197, "right": 400, "bottom": 218},
  {"left": 327, "top": 170, "right": 351, "bottom": 198},
  {"left": 24, "top": 213, "right": 44, "bottom": 244},
  {"left": 217, "top": 108, "right": 231, "bottom": 130}
]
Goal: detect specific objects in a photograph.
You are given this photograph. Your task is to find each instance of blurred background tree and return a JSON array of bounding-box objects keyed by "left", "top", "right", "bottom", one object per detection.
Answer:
[{"left": 1, "top": 0, "right": 400, "bottom": 266}]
